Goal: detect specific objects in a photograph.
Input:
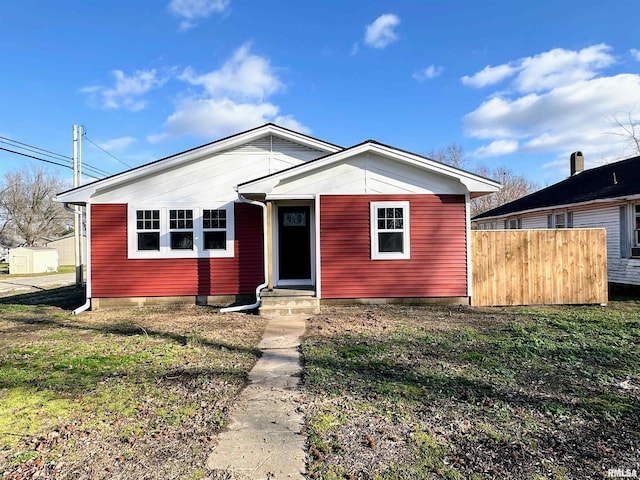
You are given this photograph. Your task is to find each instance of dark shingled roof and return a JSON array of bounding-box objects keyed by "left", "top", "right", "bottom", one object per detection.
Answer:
[{"left": 474, "top": 154, "right": 640, "bottom": 220}]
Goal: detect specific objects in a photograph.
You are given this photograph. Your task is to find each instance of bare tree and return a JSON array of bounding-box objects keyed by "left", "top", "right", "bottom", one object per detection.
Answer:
[
  {"left": 605, "top": 107, "right": 640, "bottom": 157},
  {"left": 470, "top": 166, "right": 537, "bottom": 218},
  {"left": 427, "top": 143, "right": 466, "bottom": 169},
  {"left": 0, "top": 166, "right": 72, "bottom": 246},
  {"left": 426, "top": 144, "right": 537, "bottom": 217}
]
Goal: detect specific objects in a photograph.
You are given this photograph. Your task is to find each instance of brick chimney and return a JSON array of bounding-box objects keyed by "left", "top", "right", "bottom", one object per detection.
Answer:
[{"left": 570, "top": 151, "right": 584, "bottom": 176}]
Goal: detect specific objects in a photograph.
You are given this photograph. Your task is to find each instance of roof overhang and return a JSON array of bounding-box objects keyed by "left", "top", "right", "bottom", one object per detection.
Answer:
[
  {"left": 55, "top": 124, "right": 343, "bottom": 205},
  {"left": 473, "top": 192, "right": 640, "bottom": 222},
  {"left": 238, "top": 141, "right": 502, "bottom": 196}
]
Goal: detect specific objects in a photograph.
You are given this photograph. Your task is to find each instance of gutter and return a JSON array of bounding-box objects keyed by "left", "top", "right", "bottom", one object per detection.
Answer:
[
  {"left": 220, "top": 195, "right": 268, "bottom": 313},
  {"left": 64, "top": 202, "right": 91, "bottom": 315}
]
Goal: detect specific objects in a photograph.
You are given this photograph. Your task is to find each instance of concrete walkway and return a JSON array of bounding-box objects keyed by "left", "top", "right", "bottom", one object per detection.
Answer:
[
  {"left": 207, "top": 315, "right": 308, "bottom": 479},
  {"left": 0, "top": 272, "right": 76, "bottom": 293}
]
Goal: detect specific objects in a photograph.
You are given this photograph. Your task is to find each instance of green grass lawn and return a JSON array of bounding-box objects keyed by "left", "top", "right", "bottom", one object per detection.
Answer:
[
  {"left": 302, "top": 301, "right": 640, "bottom": 479},
  {"left": 0, "top": 264, "right": 75, "bottom": 277},
  {"left": 0, "top": 288, "right": 267, "bottom": 479}
]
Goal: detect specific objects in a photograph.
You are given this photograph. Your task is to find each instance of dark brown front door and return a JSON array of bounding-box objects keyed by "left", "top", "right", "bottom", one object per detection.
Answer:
[{"left": 278, "top": 206, "right": 311, "bottom": 281}]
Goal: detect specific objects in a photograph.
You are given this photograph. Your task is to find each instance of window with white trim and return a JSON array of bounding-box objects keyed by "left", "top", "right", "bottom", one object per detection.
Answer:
[
  {"left": 169, "top": 209, "right": 194, "bottom": 250},
  {"left": 504, "top": 218, "right": 521, "bottom": 229},
  {"left": 371, "top": 201, "right": 410, "bottom": 260},
  {"left": 136, "top": 209, "right": 160, "bottom": 251},
  {"left": 128, "top": 204, "right": 234, "bottom": 259},
  {"left": 634, "top": 204, "right": 640, "bottom": 247},
  {"left": 203, "top": 208, "right": 227, "bottom": 250},
  {"left": 547, "top": 211, "right": 573, "bottom": 229}
]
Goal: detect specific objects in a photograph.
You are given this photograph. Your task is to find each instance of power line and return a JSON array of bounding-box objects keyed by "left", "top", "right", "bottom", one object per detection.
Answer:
[
  {"left": 0, "top": 135, "right": 71, "bottom": 162},
  {"left": 0, "top": 133, "right": 113, "bottom": 179},
  {"left": 0, "top": 146, "right": 101, "bottom": 180},
  {"left": 82, "top": 132, "right": 132, "bottom": 168}
]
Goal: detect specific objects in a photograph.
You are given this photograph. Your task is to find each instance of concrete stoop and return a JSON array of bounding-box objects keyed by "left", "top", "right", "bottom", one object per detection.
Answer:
[{"left": 259, "top": 289, "right": 320, "bottom": 317}]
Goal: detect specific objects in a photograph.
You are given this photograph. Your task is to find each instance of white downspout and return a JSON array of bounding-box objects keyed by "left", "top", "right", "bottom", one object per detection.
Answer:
[
  {"left": 64, "top": 202, "right": 91, "bottom": 315},
  {"left": 220, "top": 195, "right": 268, "bottom": 313}
]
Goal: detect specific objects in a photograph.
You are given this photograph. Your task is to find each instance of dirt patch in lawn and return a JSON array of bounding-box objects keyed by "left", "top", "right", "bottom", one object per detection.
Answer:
[
  {"left": 301, "top": 303, "right": 640, "bottom": 479},
  {"left": 0, "top": 288, "right": 267, "bottom": 480}
]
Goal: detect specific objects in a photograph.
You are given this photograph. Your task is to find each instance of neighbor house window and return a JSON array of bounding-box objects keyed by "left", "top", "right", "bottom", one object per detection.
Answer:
[
  {"left": 169, "top": 209, "right": 194, "bottom": 250},
  {"left": 203, "top": 208, "right": 227, "bottom": 250},
  {"left": 635, "top": 204, "right": 640, "bottom": 247},
  {"left": 136, "top": 209, "right": 160, "bottom": 251},
  {"left": 547, "top": 211, "right": 573, "bottom": 229},
  {"left": 371, "top": 201, "right": 410, "bottom": 260},
  {"left": 504, "top": 218, "right": 521, "bottom": 229}
]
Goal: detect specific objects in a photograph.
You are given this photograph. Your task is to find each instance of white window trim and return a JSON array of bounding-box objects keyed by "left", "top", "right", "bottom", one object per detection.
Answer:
[
  {"left": 127, "top": 203, "right": 235, "bottom": 259},
  {"left": 370, "top": 201, "right": 410, "bottom": 260},
  {"left": 634, "top": 203, "right": 640, "bottom": 248}
]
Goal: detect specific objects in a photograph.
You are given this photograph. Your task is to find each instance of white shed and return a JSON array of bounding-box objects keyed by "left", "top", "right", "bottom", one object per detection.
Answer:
[{"left": 8, "top": 247, "right": 59, "bottom": 274}]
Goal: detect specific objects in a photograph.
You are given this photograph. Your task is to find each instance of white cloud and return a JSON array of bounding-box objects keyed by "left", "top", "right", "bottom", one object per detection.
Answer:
[
  {"left": 179, "top": 44, "right": 282, "bottom": 100},
  {"left": 98, "top": 136, "right": 137, "bottom": 151},
  {"left": 631, "top": 48, "right": 640, "bottom": 61},
  {"left": 462, "top": 44, "right": 614, "bottom": 92},
  {"left": 461, "top": 63, "right": 517, "bottom": 88},
  {"left": 81, "top": 69, "right": 168, "bottom": 111},
  {"left": 364, "top": 14, "right": 400, "bottom": 49},
  {"left": 412, "top": 65, "right": 444, "bottom": 82},
  {"left": 168, "top": 0, "right": 229, "bottom": 30},
  {"left": 462, "top": 44, "right": 640, "bottom": 172},
  {"left": 473, "top": 140, "right": 518, "bottom": 158},
  {"left": 149, "top": 45, "right": 308, "bottom": 142}
]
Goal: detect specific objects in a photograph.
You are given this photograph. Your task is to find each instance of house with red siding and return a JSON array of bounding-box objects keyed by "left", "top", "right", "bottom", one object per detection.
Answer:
[{"left": 55, "top": 124, "right": 500, "bottom": 313}]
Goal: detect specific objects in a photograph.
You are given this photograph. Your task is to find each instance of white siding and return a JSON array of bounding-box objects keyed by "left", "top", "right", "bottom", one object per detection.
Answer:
[
  {"left": 265, "top": 152, "right": 467, "bottom": 196},
  {"left": 481, "top": 203, "right": 640, "bottom": 286},
  {"left": 521, "top": 214, "right": 548, "bottom": 229},
  {"left": 91, "top": 135, "right": 327, "bottom": 204},
  {"left": 573, "top": 205, "right": 640, "bottom": 286}
]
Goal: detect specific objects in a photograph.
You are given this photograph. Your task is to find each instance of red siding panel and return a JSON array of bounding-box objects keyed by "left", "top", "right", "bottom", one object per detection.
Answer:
[
  {"left": 320, "top": 194, "right": 467, "bottom": 298},
  {"left": 90, "top": 203, "right": 263, "bottom": 298}
]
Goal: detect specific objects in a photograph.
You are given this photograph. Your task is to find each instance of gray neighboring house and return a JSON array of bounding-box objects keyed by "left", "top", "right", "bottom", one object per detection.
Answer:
[
  {"left": 473, "top": 153, "right": 640, "bottom": 287},
  {"left": 45, "top": 233, "right": 86, "bottom": 266}
]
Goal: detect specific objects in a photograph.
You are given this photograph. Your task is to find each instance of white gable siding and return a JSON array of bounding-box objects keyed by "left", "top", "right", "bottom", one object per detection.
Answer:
[
  {"left": 223, "top": 136, "right": 327, "bottom": 173},
  {"left": 91, "top": 135, "right": 326, "bottom": 204},
  {"left": 265, "top": 152, "right": 467, "bottom": 196}
]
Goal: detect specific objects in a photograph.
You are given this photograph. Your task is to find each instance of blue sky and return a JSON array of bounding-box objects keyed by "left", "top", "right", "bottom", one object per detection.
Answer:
[{"left": 1, "top": 0, "right": 639, "bottom": 188}]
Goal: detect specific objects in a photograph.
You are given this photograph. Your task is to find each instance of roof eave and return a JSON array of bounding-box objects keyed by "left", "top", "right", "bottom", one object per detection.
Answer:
[
  {"left": 55, "top": 124, "right": 343, "bottom": 204},
  {"left": 238, "top": 142, "right": 502, "bottom": 194},
  {"left": 473, "top": 192, "right": 640, "bottom": 221}
]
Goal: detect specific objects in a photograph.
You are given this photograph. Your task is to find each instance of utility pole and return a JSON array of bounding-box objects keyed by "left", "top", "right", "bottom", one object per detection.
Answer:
[{"left": 72, "top": 125, "right": 83, "bottom": 287}]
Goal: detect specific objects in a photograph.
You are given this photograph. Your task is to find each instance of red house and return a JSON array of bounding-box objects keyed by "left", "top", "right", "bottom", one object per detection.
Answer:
[{"left": 55, "top": 124, "right": 500, "bottom": 313}]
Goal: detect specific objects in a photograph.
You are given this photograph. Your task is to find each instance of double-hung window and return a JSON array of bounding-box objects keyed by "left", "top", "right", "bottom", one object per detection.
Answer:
[
  {"left": 129, "top": 204, "right": 234, "bottom": 258},
  {"left": 504, "top": 218, "right": 521, "bottom": 229},
  {"left": 547, "top": 211, "right": 572, "bottom": 229},
  {"left": 203, "top": 209, "right": 227, "bottom": 250},
  {"left": 371, "top": 201, "right": 410, "bottom": 260},
  {"left": 634, "top": 205, "right": 640, "bottom": 254},
  {"left": 136, "top": 210, "right": 160, "bottom": 251}
]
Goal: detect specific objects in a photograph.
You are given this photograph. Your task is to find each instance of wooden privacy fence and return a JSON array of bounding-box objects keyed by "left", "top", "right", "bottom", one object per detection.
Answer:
[{"left": 471, "top": 229, "right": 608, "bottom": 306}]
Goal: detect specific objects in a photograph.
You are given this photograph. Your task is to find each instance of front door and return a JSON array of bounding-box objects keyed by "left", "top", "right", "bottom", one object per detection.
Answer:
[{"left": 277, "top": 206, "right": 311, "bottom": 282}]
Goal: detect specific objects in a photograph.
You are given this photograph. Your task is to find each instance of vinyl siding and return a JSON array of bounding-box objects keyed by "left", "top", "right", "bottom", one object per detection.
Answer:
[
  {"left": 320, "top": 194, "right": 467, "bottom": 298},
  {"left": 521, "top": 214, "right": 548, "bottom": 229},
  {"left": 92, "top": 135, "right": 326, "bottom": 205},
  {"left": 91, "top": 203, "right": 263, "bottom": 297},
  {"left": 573, "top": 204, "right": 640, "bottom": 286},
  {"left": 509, "top": 203, "right": 640, "bottom": 286}
]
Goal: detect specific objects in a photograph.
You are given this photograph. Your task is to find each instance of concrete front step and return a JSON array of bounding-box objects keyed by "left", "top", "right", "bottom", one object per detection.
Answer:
[{"left": 259, "top": 295, "right": 320, "bottom": 317}]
